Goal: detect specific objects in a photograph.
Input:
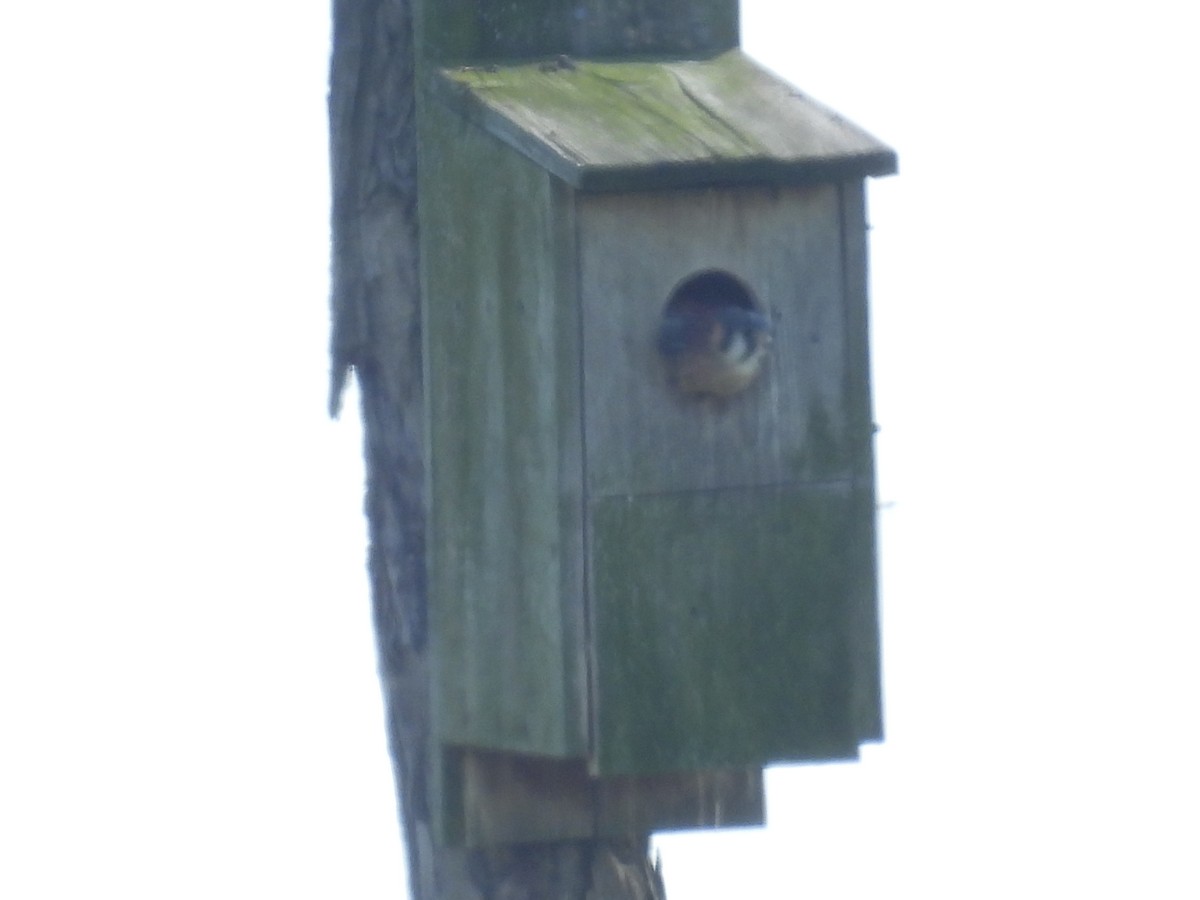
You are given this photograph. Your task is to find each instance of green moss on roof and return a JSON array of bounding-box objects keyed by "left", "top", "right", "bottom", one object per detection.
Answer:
[{"left": 434, "top": 50, "right": 897, "bottom": 191}]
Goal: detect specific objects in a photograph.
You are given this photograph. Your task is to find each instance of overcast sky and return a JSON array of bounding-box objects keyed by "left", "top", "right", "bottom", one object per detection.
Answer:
[{"left": 2, "top": 2, "right": 1197, "bottom": 898}]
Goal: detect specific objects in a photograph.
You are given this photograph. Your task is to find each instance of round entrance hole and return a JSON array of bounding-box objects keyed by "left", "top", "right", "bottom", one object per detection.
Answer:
[{"left": 656, "top": 270, "right": 771, "bottom": 398}]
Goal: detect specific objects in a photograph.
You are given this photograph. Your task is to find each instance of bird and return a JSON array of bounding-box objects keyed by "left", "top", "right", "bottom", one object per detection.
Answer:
[{"left": 657, "top": 301, "right": 772, "bottom": 398}]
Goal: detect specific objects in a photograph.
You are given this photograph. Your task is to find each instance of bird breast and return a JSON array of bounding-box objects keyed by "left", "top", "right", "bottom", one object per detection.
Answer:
[{"left": 674, "top": 331, "right": 768, "bottom": 398}]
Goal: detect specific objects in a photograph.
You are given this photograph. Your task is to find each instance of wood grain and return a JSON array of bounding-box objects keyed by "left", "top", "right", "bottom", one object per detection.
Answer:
[{"left": 436, "top": 51, "right": 897, "bottom": 190}]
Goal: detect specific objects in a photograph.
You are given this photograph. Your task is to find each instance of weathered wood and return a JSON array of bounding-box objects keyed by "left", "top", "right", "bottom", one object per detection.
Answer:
[
  {"left": 435, "top": 51, "right": 898, "bottom": 191},
  {"left": 419, "top": 92, "right": 773, "bottom": 845},
  {"left": 336, "top": 0, "right": 890, "bottom": 892},
  {"left": 330, "top": 1, "right": 437, "bottom": 896},
  {"left": 423, "top": 100, "right": 587, "bottom": 761},
  {"left": 423, "top": 63, "right": 884, "bottom": 791},
  {"left": 577, "top": 183, "right": 851, "bottom": 498},
  {"left": 466, "top": 839, "right": 666, "bottom": 900},
  {"left": 574, "top": 178, "right": 884, "bottom": 771},
  {"left": 332, "top": 1, "right": 673, "bottom": 896},
  {"left": 418, "top": 0, "right": 737, "bottom": 64},
  {"left": 838, "top": 180, "right": 885, "bottom": 743},
  {"left": 592, "top": 487, "right": 863, "bottom": 774},
  {"left": 447, "top": 749, "right": 762, "bottom": 845}
]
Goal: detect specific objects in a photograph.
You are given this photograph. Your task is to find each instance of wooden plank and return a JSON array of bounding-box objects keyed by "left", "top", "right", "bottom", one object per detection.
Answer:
[
  {"left": 577, "top": 181, "right": 877, "bottom": 773},
  {"left": 421, "top": 101, "right": 587, "bottom": 758},
  {"left": 418, "top": 0, "right": 737, "bottom": 65},
  {"left": 590, "top": 486, "right": 864, "bottom": 774},
  {"left": 445, "top": 748, "right": 763, "bottom": 846},
  {"left": 838, "top": 180, "right": 885, "bottom": 743},
  {"left": 578, "top": 183, "right": 852, "bottom": 499},
  {"left": 434, "top": 51, "right": 897, "bottom": 191}
]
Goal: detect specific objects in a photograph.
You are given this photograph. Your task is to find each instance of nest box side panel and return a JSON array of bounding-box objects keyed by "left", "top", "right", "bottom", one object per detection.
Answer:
[
  {"left": 422, "top": 100, "right": 586, "bottom": 758},
  {"left": 578, "top": 184, "right": 850, "bottom": 497},
  {"left": 840, "top": 180, "right": 884, "bottom": 744}
]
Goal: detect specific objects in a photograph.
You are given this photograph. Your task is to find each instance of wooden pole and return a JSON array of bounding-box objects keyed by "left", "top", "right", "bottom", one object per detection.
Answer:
[{"left": 328, "top": 1, "right": 745, "bottom": 895}]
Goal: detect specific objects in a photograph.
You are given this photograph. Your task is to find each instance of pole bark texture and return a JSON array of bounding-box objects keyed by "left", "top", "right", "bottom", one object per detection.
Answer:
[{"left": 328, "top": 2, "right": 666, "bottom": 896}]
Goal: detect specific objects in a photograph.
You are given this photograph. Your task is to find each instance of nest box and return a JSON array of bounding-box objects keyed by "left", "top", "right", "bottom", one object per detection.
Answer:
[{"left": 420, "top": 49, "right": 896, "bottom": 843}]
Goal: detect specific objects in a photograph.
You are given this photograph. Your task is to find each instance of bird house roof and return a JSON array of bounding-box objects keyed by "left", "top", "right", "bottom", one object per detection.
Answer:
[{"left": 433, "top": 50, "right": 897, "bottom": 192}]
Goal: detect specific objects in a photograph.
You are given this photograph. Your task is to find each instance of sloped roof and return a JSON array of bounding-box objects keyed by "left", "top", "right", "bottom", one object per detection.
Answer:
[{"left": 432, "top": 50, "right": 897, "bottom": 192}]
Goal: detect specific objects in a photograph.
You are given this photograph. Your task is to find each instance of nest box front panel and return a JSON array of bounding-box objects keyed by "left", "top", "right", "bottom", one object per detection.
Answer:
[
  {"left": 591, "top": 485, "right": 862, "bottom": 773},
  {"left": 579, "top": 183, "right": 850, "bottom": 497},
  {"left": 578, "top": 182, "right": 878, "bottom": 774}
]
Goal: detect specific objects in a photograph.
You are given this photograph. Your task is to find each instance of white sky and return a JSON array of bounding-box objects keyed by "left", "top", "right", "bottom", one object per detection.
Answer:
[{"left": 2, "top": 2, "right": 1198, "bottom": 898}]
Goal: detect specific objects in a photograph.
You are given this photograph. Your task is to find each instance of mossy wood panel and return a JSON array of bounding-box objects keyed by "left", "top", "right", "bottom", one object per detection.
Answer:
[
  {"left": 579, "top": 183, "right": 852, "bottom": 498},
  {"left": 591, "top": 486, "right": 864, "bottom": 774},
  {"left": 437, "top": 51, "right": 897, "bottom": 191},
  {"left": 422, "top": 102, "right": 586, "bottom": 757},
  {"left": 418, "top": 0, "right": 737, "bottom": 65}
]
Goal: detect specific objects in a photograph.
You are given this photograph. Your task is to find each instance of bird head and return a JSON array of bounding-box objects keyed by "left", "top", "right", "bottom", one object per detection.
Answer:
[{"left": 657, "top": 301, "right": 772, "bottom": 398}]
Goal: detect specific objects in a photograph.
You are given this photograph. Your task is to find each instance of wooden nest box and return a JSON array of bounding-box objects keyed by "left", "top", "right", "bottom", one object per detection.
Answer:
[{"left": 420, "top": 49, "right": 896, "bottom": 845}]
